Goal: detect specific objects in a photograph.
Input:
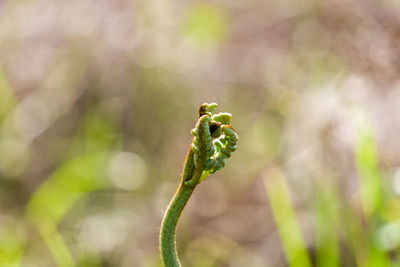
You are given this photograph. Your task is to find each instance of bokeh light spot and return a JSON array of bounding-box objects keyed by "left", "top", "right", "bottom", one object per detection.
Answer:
[{"left": 108, "top": 151, "right": 147, "bottom": 190}]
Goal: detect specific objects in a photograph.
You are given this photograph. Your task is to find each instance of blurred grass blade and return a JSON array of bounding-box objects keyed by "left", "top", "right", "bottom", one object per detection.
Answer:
[
  {"left": 352, "top": 108, "right": 382, "bottom": 217},
  {"left": 37, "top": 219, "right": 76, "bottom": 267},
  {"left": 0, "top": 222, "right": 26, "bottom": 267},
  {"left": 315, "top": 182, "right": 339, "bottom": 267},
  {"left": 263, "top": 167, "right": 312, "bottom": 267},
  {"left": 26, "top": 152, "right": 110, "bottom": 223},
  {"left": 352, "top": 107, "right": 389, "bottom": 266},
  {"left": 26, "top": 152, "right": 110, "bottom": 266}
]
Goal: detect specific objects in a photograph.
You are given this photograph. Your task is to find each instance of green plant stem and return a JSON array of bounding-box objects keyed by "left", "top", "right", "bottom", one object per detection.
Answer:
[
  {"left": 160, "top": 183, "right": 195, "bottom": 267},
  {"left": 160, "top": 148, "right": 203, "bottom": 267}
]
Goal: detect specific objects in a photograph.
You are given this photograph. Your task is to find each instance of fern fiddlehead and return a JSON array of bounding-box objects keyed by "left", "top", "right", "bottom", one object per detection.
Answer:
[{"left": 160, "top": 103, "right": 238, "bottom": 267}]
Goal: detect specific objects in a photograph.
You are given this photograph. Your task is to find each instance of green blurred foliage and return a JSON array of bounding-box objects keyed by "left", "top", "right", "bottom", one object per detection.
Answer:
[{"left": 182, "top": 3, "right": 229, "bottom": 48}]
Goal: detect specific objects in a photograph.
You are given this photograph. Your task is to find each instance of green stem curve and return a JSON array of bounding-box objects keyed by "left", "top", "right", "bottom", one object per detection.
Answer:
[
  {"left": 160, "top": 148, "right": 201, "bottom": 267},
  {"left": 159, "top": 183, "right": 195, "bottom": 267}
]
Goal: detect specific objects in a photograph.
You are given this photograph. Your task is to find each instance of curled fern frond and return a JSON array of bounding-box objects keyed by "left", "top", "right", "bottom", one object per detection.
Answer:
[
  {"left": 190, "top": 104, "right": 238, "bottom": 181},
  {"left": 160, "top": 103, "right": 238, "bottom": 267}
]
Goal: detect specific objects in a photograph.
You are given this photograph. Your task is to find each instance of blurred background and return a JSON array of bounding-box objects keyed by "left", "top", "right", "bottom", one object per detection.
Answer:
[{"left": 1, "top": 0, "right": 400, "bottom": 266}]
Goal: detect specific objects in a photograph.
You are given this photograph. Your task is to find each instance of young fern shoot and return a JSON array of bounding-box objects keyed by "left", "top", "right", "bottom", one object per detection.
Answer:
[{"left": 159, "top": 103, "right": 238, "bottom": 267}]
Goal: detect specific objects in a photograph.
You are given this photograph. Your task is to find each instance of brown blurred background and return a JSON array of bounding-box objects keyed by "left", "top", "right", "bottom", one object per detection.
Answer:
[{"left": 1, "top": 0, "right": 400, "bottom": 266}]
